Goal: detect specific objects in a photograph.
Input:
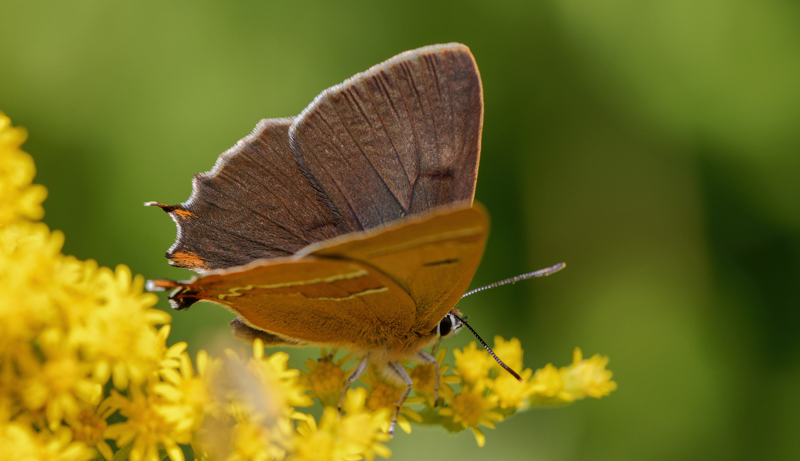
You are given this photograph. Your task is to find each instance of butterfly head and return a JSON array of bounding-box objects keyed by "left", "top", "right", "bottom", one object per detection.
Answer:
[{"left": 436, "top": 308, "right": 524, "bottom": 382}]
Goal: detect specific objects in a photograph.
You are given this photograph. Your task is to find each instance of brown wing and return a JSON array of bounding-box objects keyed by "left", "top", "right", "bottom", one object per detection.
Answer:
[
  {"left": 146, "top": 119, "right": 355, "bottom": 271},
  {"left": 154, "top": 204, "right": 487, "bottom": 354},
  {"left": 290, "top": 43, "right": 483, "bottom": 230}
]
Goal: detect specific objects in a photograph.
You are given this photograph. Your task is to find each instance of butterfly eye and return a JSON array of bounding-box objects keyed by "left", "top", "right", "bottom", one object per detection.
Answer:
[
  {"left": 437, "top": 313, "right": 462, "bottom": 338},
  {"left": 439, "top": 315, "right": 452, "bottom": 337}
]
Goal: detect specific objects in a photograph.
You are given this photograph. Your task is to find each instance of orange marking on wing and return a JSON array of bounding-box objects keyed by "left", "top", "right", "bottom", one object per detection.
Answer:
[
  {"left": 170, "top": 250, "right": 207, "bottom": 269},
  {"left": 172, "top": 208, "right": 197, "bottom": 219}
]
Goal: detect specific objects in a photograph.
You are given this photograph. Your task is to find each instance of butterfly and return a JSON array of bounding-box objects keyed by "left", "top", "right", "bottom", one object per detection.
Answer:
[{"left": 147, "top": 43, "right": 532, "bottom": 435}]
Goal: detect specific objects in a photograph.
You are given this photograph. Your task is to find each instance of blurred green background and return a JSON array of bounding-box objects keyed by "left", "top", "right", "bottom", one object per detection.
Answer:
[{"left": 3, "top": 0, "right": 799, "bottom": 459}]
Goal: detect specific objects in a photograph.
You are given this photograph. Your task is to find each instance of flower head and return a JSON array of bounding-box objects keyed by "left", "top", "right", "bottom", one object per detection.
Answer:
[
  {"left": 0, "top": 112, "right": 47, "bottom": 224},
  {"left": 562, "top": 348, "right": 617, "bottom": 399},
  {"left": 303, "top": 350, "right": 348, "bottom": 408},
  {"left": 453, "top": 342, "right": 495, "bottom": 386},
  {"left": 291, "top": 388, "right": 391, "bottom": 461},
  {"left": 359, "top": 366, "right": 424, "bottom": 434},
  {"left": 0, "top": 423, "right": 95, "bottom": 461},
  {"left": 19, "top": 330, "right": 102, "bottom": 430},
  {"left": 491, "top": 368, "right": 535, "bottom": 411},
  {"left": 491, "top": 336, "right": 523, "bottom": 373},
  {"left": 247, "top": 340, "right": 314, "bottom": 417},
  {"left": 67, "top": 407, "right": 115, "bottom": 461},
  {"left": 529, "top": 348, "right": 617, "bottom": 405},
  {"left": 410, "top": 348, "right": 456, "bottom": 406},
  {"left": 438, "top": 381, "right": 504, "bottom": 447},
  {"left": 103, "top": 384, "right": 189, "bottom": 461}
]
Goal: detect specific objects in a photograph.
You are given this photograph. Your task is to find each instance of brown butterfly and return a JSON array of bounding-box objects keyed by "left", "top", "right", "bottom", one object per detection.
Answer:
[{"left": 147, "top": 43, "right": 553, "bottom": 435}]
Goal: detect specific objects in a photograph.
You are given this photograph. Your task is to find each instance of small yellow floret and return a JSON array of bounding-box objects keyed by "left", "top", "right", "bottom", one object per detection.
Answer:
[
  {"left": 562, "top": 348, "right": 617, "bottom": 399},
  {"left": 291, "top": 388, "right": 391, "bottom": 461},
  {"left": 491, "top": 368, "right": 535, "bottom": 410},
  {"left": 0, "top": 423, "right": 95, "bottom": 461},
  {"left": 304, "top": 354, "right": 347, "bottom": 408},
  {"left": 491, "top": 336, "right": 523, "bottom": 373},
  {"left": 453, "top": 342, "right": 494, "bottom": 385},
  {"left": 0, "top": 112, "right": 47, "bottom": 224},
  {"left": 529, "top": 348, "right": 617, "bottom": 405},
  {"left": 438, "top": 381, "right": 503, "bottom": 446}
]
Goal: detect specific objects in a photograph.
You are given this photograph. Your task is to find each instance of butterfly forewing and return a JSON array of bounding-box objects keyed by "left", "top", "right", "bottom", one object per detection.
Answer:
[
  {"left": 290, "top": 43, "right": 482, "bottom": 230},
  {"left": 151, "top": 44, "right": 481, "bottom": 273},
  {"left": 148, "top": 119, "right": 352, "bottom": 271}
]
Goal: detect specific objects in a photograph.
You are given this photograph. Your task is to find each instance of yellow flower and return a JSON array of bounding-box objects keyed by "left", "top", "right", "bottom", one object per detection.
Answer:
[
  {"left": 197, "top": 341, "right": 311, "bottom": 459},
  {"left": 528, "top": 348, "right": 617, "bottom": 405},
  {"left": 153, "top": 346, "right": 217, "bottom": 435},
  {"left": 0, "top": 221, "right": 64, "bottom": 348},
  {"left": 291, "top": 388, "right": 391, "bottom": 461},
  {"left": 19, "top": 329, "right": 102, "bottom": 430},
  {"left": 224, "top": 417, "right": 291, "bottom": 461},
  {"left": 491, "top": 336, "right": 523, "bottom": 373},
  {"left": 453, "top": 342, "right": 494, "bottom": 385},
  {"left": 76, "top": 265, "right": 169, "bottom": 390},
  {"left": 360, "top": 366, "right": 424, "bottom": 434},
  {"left": 0, "top": 112, "right": 47, "bottom": 224},
  {"left": 490, "top": 368, "right": 535, "bottom": 411},
  {"left": 337, "top": 387, "right": 392, "bottom": 461},
  {"left": 0, "top": 112, "right": 180, "bottom": 460},
  {"left": 291, "top": 411, "right": 337, "bottom": 461},
  {"left": 0, "top": 423, "right": 95, "bottom": 461},
  {"left": 66, "top": 407, "right": 116, "bottom": 461},
  {"left": 303, "top": 351, "right": 347, "bottom": 408},
  {"left": 410, "top": 348, "right": 456, "bottom": 407},
  {"left": 562, "top": 348, "right": 617, "bottom": 399},
  {"left": 103, "top": 384, "right": 188, "bottom": 461},
  {"left": 529, "top": 363, "right": 571, "bottom": 404},
  {"left": 247, "top": 340, "right": 313, "bottom": 416},
  {"left": 438, "top": 381, "right": 504, "bottom": 447}
]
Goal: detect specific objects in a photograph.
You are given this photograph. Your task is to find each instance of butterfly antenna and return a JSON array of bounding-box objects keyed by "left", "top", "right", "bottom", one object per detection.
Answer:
[
  {"left": 461, "top": 262, "right": 566, "bottom": 298},
  {"left": 453, "top": 314, "right": 522, "bottom": 382}
]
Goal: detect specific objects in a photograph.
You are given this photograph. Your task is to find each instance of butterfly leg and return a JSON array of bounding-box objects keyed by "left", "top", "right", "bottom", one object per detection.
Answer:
[
  {"left": 338, "top": 356, "right": 368, "bottom": 413},
  {"left": 386, "top": 361, "right": 413, "bottom": 437},
  {"left": 416, "top": 350, "right": 439, "bottom": 406}
]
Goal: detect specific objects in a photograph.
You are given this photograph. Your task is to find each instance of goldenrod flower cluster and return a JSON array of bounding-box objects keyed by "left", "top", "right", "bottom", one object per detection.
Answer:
[
  {"left": 305, "top": 337, "right": 617, "bottom": 448},
  {"left": 0, "top": 112, "right": 616, "bottom": 460}
]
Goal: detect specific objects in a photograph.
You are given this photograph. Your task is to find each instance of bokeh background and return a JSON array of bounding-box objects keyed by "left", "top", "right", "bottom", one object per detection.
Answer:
[{"left": 2, "top": 1, "right": 799, "bottom": 459}]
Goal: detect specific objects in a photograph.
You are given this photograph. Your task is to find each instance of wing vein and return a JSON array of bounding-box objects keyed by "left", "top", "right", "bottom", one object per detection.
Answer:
[
  {"left": 397, "top": 61, "right": 424, "bottom": 182},
  {"left": 334, "top": 89, "right": 406, "bottom": 213},
  {"left": 309, "top": 111, "right": 367, "bottom": 230},
  {"left": 198, "top": 177, "right": 303, "bottom": 243},
  {"left": 364, "top": 73, "right": 411, "bottom": 208}
]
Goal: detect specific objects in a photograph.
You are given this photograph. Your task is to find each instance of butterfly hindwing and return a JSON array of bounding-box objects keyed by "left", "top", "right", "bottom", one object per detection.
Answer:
[
  {"left": 302, "top": 203, "right": 488, "bottom": 334},
  {"left": 169, "top": 256, "right": 416, "bottom": 348},
  {"left": 165, "top": 204, "right": 487, "bottom": 352}
]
